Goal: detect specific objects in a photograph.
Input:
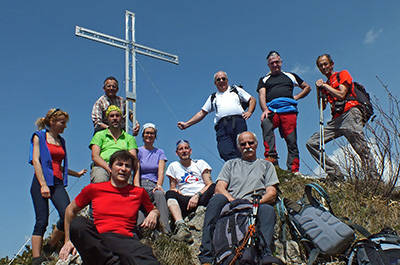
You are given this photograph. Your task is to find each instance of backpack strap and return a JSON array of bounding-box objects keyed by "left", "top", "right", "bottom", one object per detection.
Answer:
[
  {"left": 340, "top": 217, "right": 371, "bottom": 238},
  {"left": 230, "top": 85, "right": 239, "bottom": 95},
  {"left": 336, "top": 72, "right": 357, "bottom": 102},
  {"left": 307, "top": 248, "right": 321, "bottom": 265},
  {"left": 211, "top": 92, "right": 217, "bottom": 112},
  {"left": 305, "top": 183, "right": 334, "bottom": 214},
  {"left": 277, "top": 198, "right": 304, "bottom": 263},
  {"left": 229, "top": 214, "right": 239, "bottom": 246}
]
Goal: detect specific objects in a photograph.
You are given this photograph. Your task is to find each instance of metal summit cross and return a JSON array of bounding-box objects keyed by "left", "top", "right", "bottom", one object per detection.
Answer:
[{"left": 75, "top": 10, "right": 179, "bottom": 132}]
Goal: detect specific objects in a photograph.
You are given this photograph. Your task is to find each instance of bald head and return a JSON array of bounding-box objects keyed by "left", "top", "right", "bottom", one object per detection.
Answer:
[{"left": 237, "top": 131, "right": 258, "bottom": 161}]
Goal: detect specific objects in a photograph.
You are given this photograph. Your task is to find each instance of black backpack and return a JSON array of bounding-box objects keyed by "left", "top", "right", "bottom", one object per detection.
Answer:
[
  {"left": 211, "top": 84, "right": 249, "bottom": 113},
  {"left": 347, "top": 227, "right": 400, "bottom": 265},
  {"left": 336, "top": 73, "right": 374, "bottom": 123}
]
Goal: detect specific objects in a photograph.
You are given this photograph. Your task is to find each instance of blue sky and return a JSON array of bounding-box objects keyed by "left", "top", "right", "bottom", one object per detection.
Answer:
[{"left": 1, "top": 0, "right": 399, "bottom": 258}]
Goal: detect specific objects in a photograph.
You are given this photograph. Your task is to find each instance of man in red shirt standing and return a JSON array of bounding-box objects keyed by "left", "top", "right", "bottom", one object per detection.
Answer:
[
  {"left": 306, "top": 54, "right": 378, "bottom": 181},
  {"left": 59, "top": 150, "right": 160, "bottom": 265}
]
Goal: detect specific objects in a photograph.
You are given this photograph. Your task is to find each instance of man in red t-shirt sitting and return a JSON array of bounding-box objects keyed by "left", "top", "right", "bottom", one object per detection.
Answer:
[{"left": 59, "top": 150, "right": 160, "bottom": 265}]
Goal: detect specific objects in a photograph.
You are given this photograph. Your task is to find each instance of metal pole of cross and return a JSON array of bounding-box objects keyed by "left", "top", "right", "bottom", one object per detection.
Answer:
[{"left": 75, "top": 10, "right": 179, "bottom": 133}]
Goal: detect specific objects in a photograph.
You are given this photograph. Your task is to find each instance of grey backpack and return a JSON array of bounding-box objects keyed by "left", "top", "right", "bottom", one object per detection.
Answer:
[{"left": 277, "top": 183, "right": 355, "bottom": 264}]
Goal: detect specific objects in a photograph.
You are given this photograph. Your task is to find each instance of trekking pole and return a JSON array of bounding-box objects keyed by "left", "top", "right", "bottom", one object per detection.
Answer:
[
  {"left": 249, "top": 192, "right": 262, "bottom": 246},
  {"left": 230, "top": 193, "right": 261, "bottom": 265},
  {"left": 318, "top": 89, "right": 326, "bottom": 178}
]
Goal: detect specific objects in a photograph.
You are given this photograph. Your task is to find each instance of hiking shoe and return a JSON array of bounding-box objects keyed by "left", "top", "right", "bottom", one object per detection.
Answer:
[
  {"left": 265, "top": 156, "right": 279, "bottom": 166},
  {"left": 172, "top": 223, "right": 193, "bottom": 243},
  {"left": 326, "top": 173, "right": 345, "bottom": 182},
  {"left": 293, "top": 172, "right": 313, "bottom": 179},
  {"left": 43, "top": 243, "right": 57, "bottom": 257},
  {"left": 261, "top": 254, "right": 284, "bottom": 265},
  {"left": 32, "top": 256, "right": 46, "bottom": 265}
]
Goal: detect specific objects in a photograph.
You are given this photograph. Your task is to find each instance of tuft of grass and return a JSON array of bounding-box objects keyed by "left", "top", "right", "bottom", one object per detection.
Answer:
[{"left": 142, "top": 234, "right": 196, "bottom": 265}]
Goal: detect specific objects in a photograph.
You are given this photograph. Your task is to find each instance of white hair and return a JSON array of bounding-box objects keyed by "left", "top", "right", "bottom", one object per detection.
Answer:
[
  {"left": 236, "top": 132, "right": 258, "bottom": 147},
  {"left": 213, "top": 71, "right": 228, "bottom": 81}
]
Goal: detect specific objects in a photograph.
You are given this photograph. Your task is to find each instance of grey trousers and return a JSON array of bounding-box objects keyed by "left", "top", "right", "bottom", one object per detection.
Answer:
[
  {"left": 90, "top": 165, "right": 110, "bottom": 183},
  {"left": 137, "top": 179, "right": 171, "bottom": 234},
  {"left": 306, "top": 107, "right": 378, "bottom": 179}
]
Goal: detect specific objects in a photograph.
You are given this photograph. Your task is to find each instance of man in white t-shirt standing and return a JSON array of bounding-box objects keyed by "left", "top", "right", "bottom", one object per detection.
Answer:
[
  {"left": 165, "top": 140, "right": 215, "bottom": 243},
  {"left": 177, "top": 71, "right": 256, "bottom": 161}
]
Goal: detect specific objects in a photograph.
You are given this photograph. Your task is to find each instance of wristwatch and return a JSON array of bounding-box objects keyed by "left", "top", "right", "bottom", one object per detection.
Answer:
[{"left": 196, "top": 191, "right": 202, "bottom": 197}]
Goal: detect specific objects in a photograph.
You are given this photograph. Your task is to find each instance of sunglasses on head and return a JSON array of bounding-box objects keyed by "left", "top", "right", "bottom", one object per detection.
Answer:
[{"left": 176, "top": 139, "right": 190, "bottom": 147}]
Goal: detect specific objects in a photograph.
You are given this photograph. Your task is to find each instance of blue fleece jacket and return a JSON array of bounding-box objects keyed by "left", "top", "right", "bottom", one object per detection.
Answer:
[{"left": 29, "top": 129, "right": 68, "bottom": 186}]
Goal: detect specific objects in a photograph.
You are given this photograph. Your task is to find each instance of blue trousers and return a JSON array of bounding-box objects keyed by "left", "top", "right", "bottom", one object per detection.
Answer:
[
  {"left": 198, "top": 194, "right": 276, "bottom": 264},
  {"left": 30, "top": 176, "right": 70, "bottom": 236},
  {"left": 215, "top": 115, "right": 247, "bottom": 161}
]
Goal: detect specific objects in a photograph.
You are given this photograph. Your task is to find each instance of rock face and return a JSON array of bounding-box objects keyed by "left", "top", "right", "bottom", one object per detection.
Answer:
[
  {"left": 185, "top": 206, "right": 207, "bottom": 265},
  {"left": 55, "top": 253, "right": 82, "bottom": 265}
]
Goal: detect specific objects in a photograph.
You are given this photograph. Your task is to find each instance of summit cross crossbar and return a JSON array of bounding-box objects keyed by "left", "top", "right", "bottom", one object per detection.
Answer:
[{"left": 75, "top": 10, "right": 179, "bottom": 132}]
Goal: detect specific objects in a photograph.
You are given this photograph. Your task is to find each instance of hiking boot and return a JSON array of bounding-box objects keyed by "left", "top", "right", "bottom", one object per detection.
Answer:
[
  {"left": 265, "top": 155, "right": 279, "bottom": 166},
  {"left": 43, "top": 243, "right": 57, "bottom": 257},
  {"left": 172, "top": 223, "right": 193, "bottom": 243},
  {"left": 293, "top": 172, "right": 313, "bottom": 179},
  {"left": 326, "top": 173, "right": 345, "bottom": 182},
  {"left": 261, "top": 254, "right": 284, "bottom": 265},
  {"left": 32, "top": 256, "right": 46, "bottom": 265}
]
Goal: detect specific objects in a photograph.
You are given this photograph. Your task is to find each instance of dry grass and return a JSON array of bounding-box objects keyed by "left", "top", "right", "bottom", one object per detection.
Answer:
[{"left": 278, "top": 169, "right": 400, "bottom": 235}]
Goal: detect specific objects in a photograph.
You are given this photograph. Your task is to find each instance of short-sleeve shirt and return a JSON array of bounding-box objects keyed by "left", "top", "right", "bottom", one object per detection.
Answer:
[
  {"left": 89, "top": 129, "right": 137, "bottom": 163},
  {"left": 166, "top": 159, "right": 212, "bottom": 196},
  {"left": 202, "top": 86, "right": 252, "bottom": 124},
  {"left": 91, "top": 95, "right": 126, "bottom": 128},
  {"left": 74, "top": 181, "right": 154, "bottom": 237},
  {"left": 325, "top": 70, "right": 359, "bottom": 119},
  {"left": 257, "top": 72, "right": 304, "bottom": 103},
  {"left": 138, "top": 146, "right": 167, "bottom": 183},
  {"left": 217, "top": 158, "right": 279, "bottom": 201}
]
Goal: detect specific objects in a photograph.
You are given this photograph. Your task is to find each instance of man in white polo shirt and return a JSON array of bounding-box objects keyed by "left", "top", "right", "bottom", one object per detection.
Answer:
[{"left": 177, "top": 71, "right": 256, "bottom": 161}]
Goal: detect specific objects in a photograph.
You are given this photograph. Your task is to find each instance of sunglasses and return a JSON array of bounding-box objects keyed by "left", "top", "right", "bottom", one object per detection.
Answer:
[
  {"left": 215, "top": 77, "right": 227, "bottom": 82},
  {"left": 239, "top": 141, "right": 255, "bottom": 147}
]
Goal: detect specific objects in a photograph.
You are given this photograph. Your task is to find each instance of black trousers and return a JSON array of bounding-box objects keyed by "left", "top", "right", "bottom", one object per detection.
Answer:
[
  {"left": 70, "top": 216, "right": 160, "bottom": 265},
  {"left": 165, "top": 183, "right": 216, "bottom": 217}
]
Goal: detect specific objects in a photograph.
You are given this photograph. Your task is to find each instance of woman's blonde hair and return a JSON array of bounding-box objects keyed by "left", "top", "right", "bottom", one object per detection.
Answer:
[{"left": 35, "top": 108, "right": 69, "bottom": 130}]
